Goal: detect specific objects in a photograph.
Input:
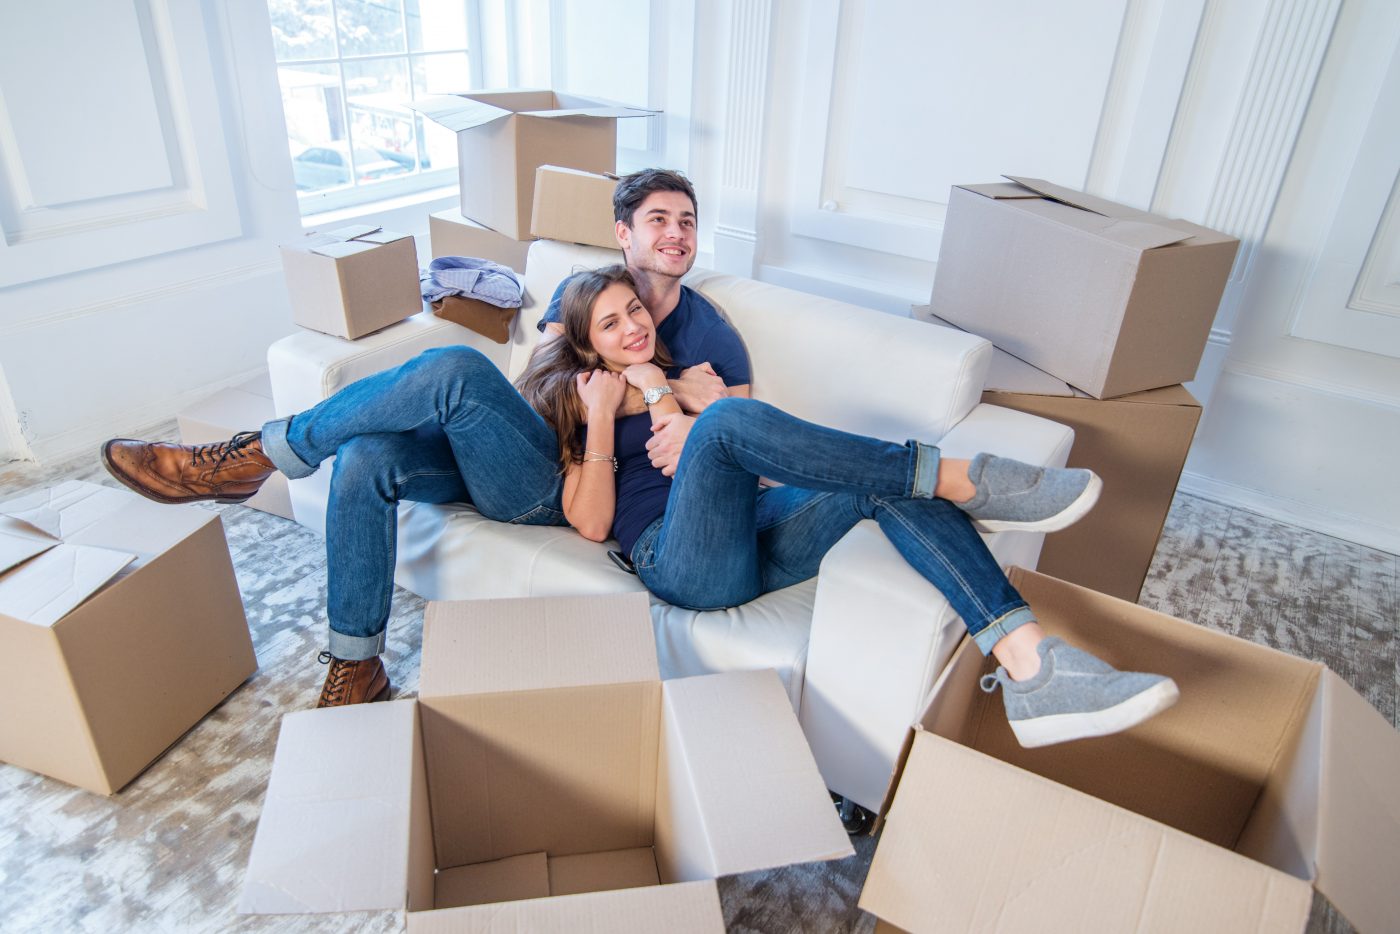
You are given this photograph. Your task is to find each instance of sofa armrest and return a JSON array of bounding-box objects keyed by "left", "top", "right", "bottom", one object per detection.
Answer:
[
  {"left": 266, "top": 310, "right": 514, "bottom": 535},
  {"left": 799, "top": 402, "right": 1077, "bottom": 811}
]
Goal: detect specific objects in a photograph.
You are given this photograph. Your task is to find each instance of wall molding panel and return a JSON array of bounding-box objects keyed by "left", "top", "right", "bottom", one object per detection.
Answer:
[
  {"left": 0, "top": 0, "right": 241, "bottom": 288},
  {"left": 711, "top": 0, "right": 773, "bottom": 277}
]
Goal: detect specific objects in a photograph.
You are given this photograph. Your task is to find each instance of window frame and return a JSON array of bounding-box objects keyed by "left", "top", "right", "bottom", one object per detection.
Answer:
[{"left": 271, "top": 0, "right": 487, "bottom": 216}]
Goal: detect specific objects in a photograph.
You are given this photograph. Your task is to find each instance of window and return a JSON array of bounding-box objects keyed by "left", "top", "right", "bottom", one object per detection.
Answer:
[{"left": 268, "top": 0, "right": 483, "bottom": 213}]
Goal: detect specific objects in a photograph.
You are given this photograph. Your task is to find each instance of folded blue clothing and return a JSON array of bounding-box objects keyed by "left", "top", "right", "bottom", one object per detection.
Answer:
[{"left": 420, "top": 256, "right": 524, "bottom": 308}]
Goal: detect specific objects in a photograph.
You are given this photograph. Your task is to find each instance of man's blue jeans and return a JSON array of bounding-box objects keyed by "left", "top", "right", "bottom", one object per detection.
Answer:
[
  {"left": 260, "top": 347, "right": 566, "bottom": 660},
  {"left": 630, "top": 398, "right": 1032, "bottom": 654}
]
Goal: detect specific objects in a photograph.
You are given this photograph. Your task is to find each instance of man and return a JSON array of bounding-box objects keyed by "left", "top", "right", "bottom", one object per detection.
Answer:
[{"left": 100, "top": 169, "right": 751, "bottom": 708}]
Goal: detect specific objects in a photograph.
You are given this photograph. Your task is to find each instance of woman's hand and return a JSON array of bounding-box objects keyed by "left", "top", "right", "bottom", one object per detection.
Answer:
[
  {"left": 622, "top": 362, "right": 667, "bottom": 390},
  {"left": 576, "top": 369, "right": 627, "bottom": 418}
]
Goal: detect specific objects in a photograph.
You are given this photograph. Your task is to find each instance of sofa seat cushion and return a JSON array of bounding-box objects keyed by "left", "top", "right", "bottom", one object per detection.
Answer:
[{"left": 394, "top": 501, "right": 815, "bottom": 708}]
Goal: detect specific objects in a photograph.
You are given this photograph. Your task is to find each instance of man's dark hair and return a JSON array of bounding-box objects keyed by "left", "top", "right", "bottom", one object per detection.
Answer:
[{"left": 613, "top": 168, "right": 697, "bottom": 227}]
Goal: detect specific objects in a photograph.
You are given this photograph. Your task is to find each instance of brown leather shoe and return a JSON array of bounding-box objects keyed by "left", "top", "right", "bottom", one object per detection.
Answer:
[
  {"left": 101, "top": 431, "right": 277, "bottom": 505},
  {"left": 316, "top": 652, "right": 391, "bottom": 707}
]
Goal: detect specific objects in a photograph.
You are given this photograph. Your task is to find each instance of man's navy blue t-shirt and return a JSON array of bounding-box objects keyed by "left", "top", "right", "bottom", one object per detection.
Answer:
[{"left": 544, "top": 277, "right": 751, "bottom": 556}]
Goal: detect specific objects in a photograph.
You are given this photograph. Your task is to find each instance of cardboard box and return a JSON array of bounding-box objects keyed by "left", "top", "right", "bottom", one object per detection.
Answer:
[
  {"left": 240, "top": 592, "right": 852, "bottom": 929},
  {"left": 862, "top": 569, "right": 1400, "bottom": 933},
  {"left": 280, "top": 224, "right": 421, "bottom": 339},
  {"left": 929, "top": 176, "right": 1239, "bottom": 399},
  {"left": 409, "top": 90, "right": 654, "bottom": 239},
  {"left": 429, "top": 208, "right": 533, "bottom": 272},
  {"left": 915, "top": 304, "right": 1199, "bottom": 601},
  {"left": 177, "top": 374, "right": 294, "bottom": 520},
  {"left": 531, "top": 165, "right": 619, "bottom": 250},
  {"left": 0, "top": 481, "right": 256, "bottom": 794}
]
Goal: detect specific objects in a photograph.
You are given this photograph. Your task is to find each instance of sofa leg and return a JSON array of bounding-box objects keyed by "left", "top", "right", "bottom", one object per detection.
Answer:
[{"left": 831, "top": 792, "right": 875, "bottom": 836}]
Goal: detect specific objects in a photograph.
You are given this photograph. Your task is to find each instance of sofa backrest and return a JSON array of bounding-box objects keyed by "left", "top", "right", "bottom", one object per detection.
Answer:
[{"left": 513, "top": 239, "right": 991, "bottom": 443}]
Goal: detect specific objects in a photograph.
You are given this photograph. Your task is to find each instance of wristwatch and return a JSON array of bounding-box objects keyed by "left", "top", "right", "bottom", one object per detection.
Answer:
[{"left": 643, "top": 385, "right": 674, "bottom": 406}]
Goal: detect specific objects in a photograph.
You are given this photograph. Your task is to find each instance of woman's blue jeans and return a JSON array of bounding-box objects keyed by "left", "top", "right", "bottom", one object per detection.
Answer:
[
  {"left": 630, "top": 397, "right": 1033, "bottom": 654},
  {"left": 259, "top": 347, "right": 566, "bottom": 660}
]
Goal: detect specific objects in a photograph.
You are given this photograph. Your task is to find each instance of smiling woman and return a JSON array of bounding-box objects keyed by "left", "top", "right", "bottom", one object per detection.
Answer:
[{"left": 266, "top": 0, "right": 485, "bottom": 211}]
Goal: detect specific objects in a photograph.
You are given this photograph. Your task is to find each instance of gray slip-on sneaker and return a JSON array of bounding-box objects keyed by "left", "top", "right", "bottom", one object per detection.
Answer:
[
  {"left": 981, "top": 636, "right": 1179, "bottom": 748},
  {"left": 956, "top": 453, "right": 1102, "bottom": 533}
]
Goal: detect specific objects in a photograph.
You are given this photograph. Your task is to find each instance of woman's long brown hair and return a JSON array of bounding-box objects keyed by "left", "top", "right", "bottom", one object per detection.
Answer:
[{"left": 515, "top": 265, "right": 672, "bottom": 471}]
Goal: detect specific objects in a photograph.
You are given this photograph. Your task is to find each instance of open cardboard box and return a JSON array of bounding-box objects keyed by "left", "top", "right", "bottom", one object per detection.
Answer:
[
  {"left": 914, "top": 305, "right": 1201, "bottom": 602},
  {"left": 929, "top": 176, "right": 1239, "bottom": 399},
  {"left": 409, "top": 90, "right": 654, "bottom": 240},
  {"left": 862, "top": 569, "right": 1400, "bottom": 933},
  {"left": 0, "top": 481, "right": 255, "bottom": 794},
  {"left": 241, "top": 592, "right": 852, "bottom": 930}
]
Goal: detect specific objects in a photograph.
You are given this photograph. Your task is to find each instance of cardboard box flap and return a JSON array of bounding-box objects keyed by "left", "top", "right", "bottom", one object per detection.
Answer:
[
  {"left": 530, "top": 105, "right": 656, "bottom": 120},
  {"left": 420, "top": 593, "right": 659, "bottom": 697},
  {"left": 862, "top": 732, "right": 1314, "bottom": 933},
  {"left": 406, "top": 878, "right": 725, "bottom": 934},
  {"left": 657, "top": 670, "right": 853, "bottom": 881},
  {"left": 0, "top": 541, "right": 135, "bottom": 627},
  {"left": 0, "top": 480, "right": 132, "bottom": 542},
  {"left": 0, "top": 514, "right": 58, "bottom": 574},
  {"left": 305, "top": 226, "right": 411, "bottom": 258},
  {"left": 240, "top": 701, "right": 430, "bottom": 914},
  {"left": 1004, "top": 175, "right": 1145, "bottom": 219},
  {"left": 408, "top": 94, "right": 513, "bottom": 132},
  {"left": 956, "top": 181, "right": 1043, "bottom": 200},
  {"left": 1311, "top": 669, "right": 1400, "bottom": 933}
]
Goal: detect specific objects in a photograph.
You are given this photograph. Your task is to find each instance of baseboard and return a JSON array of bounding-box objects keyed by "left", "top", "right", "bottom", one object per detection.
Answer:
[
  {"left": 1178, "top": 471, "right": 1400, "bottom": 557},
  {"left": 24, "top": 367, "right": 270, "bottom": 468}
]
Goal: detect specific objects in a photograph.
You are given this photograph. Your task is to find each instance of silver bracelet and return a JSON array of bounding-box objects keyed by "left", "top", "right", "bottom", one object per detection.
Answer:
[{"left": 583, "top": 449, "right": 617, "bottom": 472}]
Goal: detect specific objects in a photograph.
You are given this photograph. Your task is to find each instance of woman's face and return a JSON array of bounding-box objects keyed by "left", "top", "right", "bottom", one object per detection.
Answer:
[{"left": 587, "top": 282, "right": 656, "bottom": 371}]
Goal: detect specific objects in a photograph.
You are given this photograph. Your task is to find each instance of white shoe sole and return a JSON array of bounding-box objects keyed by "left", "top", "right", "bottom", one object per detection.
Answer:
[
  {"left": 1009, "top": 677, "right": 1180, "bottom": 749},
  {"left": 971, "top": 472, "right": 1104, "bottom": 534}
]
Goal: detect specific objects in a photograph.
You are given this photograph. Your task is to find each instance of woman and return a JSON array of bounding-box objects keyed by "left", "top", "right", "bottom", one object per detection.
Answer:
[{"left": 517, "top": 266, "right": 1177, "bottom": 748}]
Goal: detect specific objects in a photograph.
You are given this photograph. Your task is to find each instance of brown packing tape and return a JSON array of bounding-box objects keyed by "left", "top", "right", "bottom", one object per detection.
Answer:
[{"left": 431, "top": 295, "right": 515, "bottom": 344}]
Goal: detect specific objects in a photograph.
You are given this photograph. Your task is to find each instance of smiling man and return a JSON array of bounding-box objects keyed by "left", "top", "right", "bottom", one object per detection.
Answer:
[{"left": 99, "top": 168, "right": 752, "bottom": 709}]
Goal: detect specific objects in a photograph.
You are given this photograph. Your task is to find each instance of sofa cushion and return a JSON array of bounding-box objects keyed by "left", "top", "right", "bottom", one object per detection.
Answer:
[{"left": 394, "top": 501, "right": 814, "bottom": 709}]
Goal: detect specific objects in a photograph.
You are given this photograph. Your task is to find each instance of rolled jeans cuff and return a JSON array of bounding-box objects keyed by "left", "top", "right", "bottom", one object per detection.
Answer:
[
  {"left": 910, "top": 441, "right": 941, "bottom": 499},
  {"left": 260, "top": 416, "right": 317, "bottom": 480},
  {"left": 971, "top": 605, "right": 1036, "bottom": 656},
  {"left": 328, "top": 628, "right": 387, "bottom": 661}
]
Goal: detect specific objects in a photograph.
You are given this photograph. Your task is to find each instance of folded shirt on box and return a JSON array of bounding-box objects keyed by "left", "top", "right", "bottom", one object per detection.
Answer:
[{"left": 420, "top": 256, "right": 523, "bottom": 308}]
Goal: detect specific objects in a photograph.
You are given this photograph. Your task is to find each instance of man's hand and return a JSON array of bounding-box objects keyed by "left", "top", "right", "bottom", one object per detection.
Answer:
[
  {"left": 646, "top": 412, "right": 694, "bottom": 477},
  {"left": 670, "top": 362, "right": 727, "bottom": 414}
]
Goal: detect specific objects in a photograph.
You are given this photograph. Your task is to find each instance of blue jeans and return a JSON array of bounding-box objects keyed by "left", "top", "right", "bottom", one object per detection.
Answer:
[
  {"left": 630, "top": 398, "right": 1032, "bottom": 654},
  {"left": 260, "top": 347, "right": 566, "bottom": 660}
]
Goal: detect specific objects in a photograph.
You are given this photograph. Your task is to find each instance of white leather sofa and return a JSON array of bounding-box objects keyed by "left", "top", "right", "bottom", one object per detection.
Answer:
[{"left": 267, "top": 239, "right": 1075, "bottom": 812}]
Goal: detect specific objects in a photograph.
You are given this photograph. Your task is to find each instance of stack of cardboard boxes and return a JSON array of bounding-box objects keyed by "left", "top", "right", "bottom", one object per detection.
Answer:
[
  {"left": 175, "top": 91, "right": 650, "bottom": 520},
  {"left": 917, "top": 176, "right": 1241, "bottom": 602}
]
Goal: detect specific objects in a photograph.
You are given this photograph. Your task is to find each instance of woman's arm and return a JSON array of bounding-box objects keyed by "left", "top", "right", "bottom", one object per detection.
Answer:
[
  {"left": 623, "top": 363, "right": 683, "bottom": 424},
  {"left": 563, "top": 370, "right": 625, "bottom": 542}
]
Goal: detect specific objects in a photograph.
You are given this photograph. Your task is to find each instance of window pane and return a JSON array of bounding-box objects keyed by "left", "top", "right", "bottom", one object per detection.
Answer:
[
  {"left": 279, "top": 63, "right": 351, "bottom": 192},
  {"left": 268, "top": 0, "right": 335, "bottom": 60},
  {"left": 343, "top": 57, "right": 418, "bottom": 180},
  {"left": 406, "top": 0, "right": 469, "bottom": 53},
  {"left": 411, "top": 52, "right": 471, "bottom": 95},
  {"left": 337, "top": 0, "right": 406, "bottom": 57}
]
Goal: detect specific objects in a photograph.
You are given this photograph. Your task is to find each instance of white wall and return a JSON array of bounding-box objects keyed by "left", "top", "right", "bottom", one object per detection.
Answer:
[
  {"left": 0, "top": 1, "right": 303, "bottom": 464},
  {"left": 671, "top": 0, "right": 1399, "bottom": 553},
  {"left": 4, "top": 0, "right": 1394, "bottom": 554}
]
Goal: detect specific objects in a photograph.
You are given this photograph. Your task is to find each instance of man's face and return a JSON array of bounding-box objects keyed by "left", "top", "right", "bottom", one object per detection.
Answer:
[{"left": 616, "top": 190, "right": 697, "bottom": 281}]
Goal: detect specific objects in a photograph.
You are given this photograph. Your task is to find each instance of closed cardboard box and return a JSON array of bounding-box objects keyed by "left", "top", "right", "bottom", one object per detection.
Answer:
[
  {"left": 409, "top": 90, "right": 653, "bottom": 239},
  {"left": 914, "top": 305, "right": 1200, "bottom": 602},
  {"left": 177, "top": 374, "right": 295, "bottom": 520},
  {"left": 280, "top": 225, "right": 421, "bottom": 339},
  {"left": 930, "top": 177, "right": 1239, "bottom": 399},
  {"left": 531, "top": 165, "right": 619, "bottom": 250},
  {"left": 0, "top": 481, "right": 256, "bottom": 794},
  {"left": 429, "top": 208, "right": 533, "bottom": 272},
  {"left": 241, "top": 592, "right": 851, "bottom": 929},
  {"left": 864, "top": 569, "right": 1400, "bottom": 934}
]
